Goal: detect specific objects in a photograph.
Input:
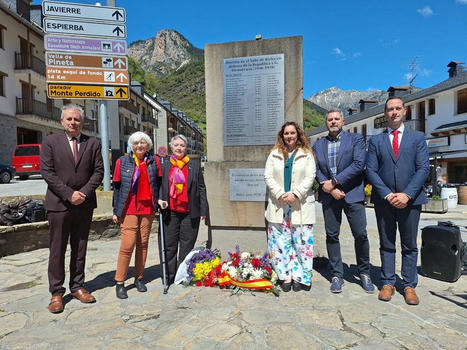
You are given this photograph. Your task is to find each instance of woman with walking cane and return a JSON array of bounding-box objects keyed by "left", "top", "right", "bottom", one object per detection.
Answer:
[
  {"left": 112, "top": 132, "right": 159, "bottom": 299},
  {"left": 158, "top": 134, "right": 208, "bottom": 287}
]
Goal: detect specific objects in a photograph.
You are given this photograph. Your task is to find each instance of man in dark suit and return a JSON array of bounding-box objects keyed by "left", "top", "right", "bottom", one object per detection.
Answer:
[
  {"left": 313, "top": 110, "right": 373, "bottom": 294},
  {"left": 41, "top": 104, "right": 104, "bottom": 313},
  {"left": 366, "top": 97, "right": 429, "bottom": 305}
]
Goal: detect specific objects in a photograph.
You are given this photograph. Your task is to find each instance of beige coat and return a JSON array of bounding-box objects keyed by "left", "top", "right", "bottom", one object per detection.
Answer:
[{"left": 264, "top": 148, "right": 316, "bottom": 225}]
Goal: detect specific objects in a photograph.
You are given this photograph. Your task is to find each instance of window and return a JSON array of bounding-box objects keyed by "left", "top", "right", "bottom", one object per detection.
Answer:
[
  {"left": 428, "top": 98, "right": 435, "bottom": 115},
  {"left": 362, "top": 124, "right": 367, "bottom": 139},
  {"left": 418, "top": 101, "right": 425, "bottom": 119},
  {"left": 353, "top": 127, "right": 357, "bottom": 133},
  {"left": 0, "top": 71, "right": 7, "bottom": 97},
  {"left": 0, "top": 24, "right": 5, "bottom": 49},
  {"left": 457, "top": 88, "right": 467, "bottom": 115},
  {"left": 405, "top": 105, "right": 412, "bottom": 120}
]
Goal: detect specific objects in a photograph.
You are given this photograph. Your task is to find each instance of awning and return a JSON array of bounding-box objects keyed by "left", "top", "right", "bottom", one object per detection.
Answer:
[{"left": 431, "top": 120, "right": 467, "bottom": 136}]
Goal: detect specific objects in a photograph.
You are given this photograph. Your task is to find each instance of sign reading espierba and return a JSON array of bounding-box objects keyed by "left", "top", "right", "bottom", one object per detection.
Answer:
[{"left": 47, "top": 83, "right": 129, "bottom": 100}]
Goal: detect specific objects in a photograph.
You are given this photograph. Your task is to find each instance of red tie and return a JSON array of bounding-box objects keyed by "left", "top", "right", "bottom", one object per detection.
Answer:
[
  {"left": 392, "top": 130, "right": 399, "bottom": 158},
  {"left": 72, "top": 137, "right": 79, "bottom": 164}
]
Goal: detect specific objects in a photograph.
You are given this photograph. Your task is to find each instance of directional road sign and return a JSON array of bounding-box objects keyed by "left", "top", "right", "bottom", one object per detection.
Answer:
[
  {"left": 42, "top": 1, "right": 125, "bottom": 23},
  {"left": 46, "top": 52, "right": 128, "bottom": 70},
  {"left": 44, "top": 35, "right": 127, "bottom": 55},
  {"left": 48, "top": 83, "right": 129, "bottom": 100},
  {"left": 44, "top": 18, "right": 126, "bottom": 39},
  {"left": 46, "top": 67, "right": 129, "bottom": 85}
]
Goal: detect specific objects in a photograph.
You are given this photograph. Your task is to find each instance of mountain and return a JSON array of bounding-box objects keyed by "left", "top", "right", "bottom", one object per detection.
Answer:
[
  {"left": 308, "top": 87, "right": 388, "bottom": 114},
  {"left": 128, "top": 29, "right": 203, "bottom": 77}
]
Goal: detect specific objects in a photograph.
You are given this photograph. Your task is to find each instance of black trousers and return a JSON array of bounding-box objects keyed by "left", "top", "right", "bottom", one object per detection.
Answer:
[
  {"left": 322, "top": 200, "right": 370, "bottom": 278},
  {"left": 47, "top": 207, "right": 93, "bottom": 296},
  {"left": 160, "top": 211, "right": 200, "bottom": 283}
]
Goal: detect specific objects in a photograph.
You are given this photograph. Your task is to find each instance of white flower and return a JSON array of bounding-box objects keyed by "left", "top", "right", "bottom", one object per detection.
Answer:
[
  {"left": 271, "top": 271, "right": 278, "bottom": 283},
  {"left": 251, "top": 269, "right": 263, "bottom": 279},
  {"left": 221, "top": 263, "right": 229, "bottom": 272},
  {"left": 240, "top": 252, "right": 250, "bottom": 260},
  {"left": 228, "top": 266, "right": 238, "bottom": 278}
]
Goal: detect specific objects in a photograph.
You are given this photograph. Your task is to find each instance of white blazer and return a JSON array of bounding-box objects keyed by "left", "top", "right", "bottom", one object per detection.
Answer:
[{"left": 264, "top": 148, "right": 316, "bottom": 225}]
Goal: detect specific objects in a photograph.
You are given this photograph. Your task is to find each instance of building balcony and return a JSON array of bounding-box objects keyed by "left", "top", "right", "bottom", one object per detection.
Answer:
[
  {"left": 141, "top": 114, "right": 153, "bottom": 123},
  {"left": 405, "top": 119, "right": 426, "bottom": 133},
  {"left": 119, "top": 100, "right": 138, "bottom": 114},
  {"left": 15, "top": 52, "right": 45, "bottom": 76},
  {"left": 16, "top": 98, "right": 61, "bottom": 122},
  {"left": 83, "top": 119, "right": 98, "bottom": 133},
  {"left": 123, "top": 125, "right": 139, "bottom": 135}
]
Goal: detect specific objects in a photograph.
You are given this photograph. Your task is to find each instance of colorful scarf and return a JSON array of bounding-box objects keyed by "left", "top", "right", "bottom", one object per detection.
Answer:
[
  {"left": 132, "top": 153, "right": 151, "bottom": 201},
  {"left": 169, "top": 154, "right": 190, "bottom": 199}
]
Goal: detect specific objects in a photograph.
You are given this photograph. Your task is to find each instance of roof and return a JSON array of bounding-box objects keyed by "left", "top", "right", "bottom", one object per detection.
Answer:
[
  {"left": 308, "top": 69, "right": 467, "bottom": 136},
  {"left": 0, "top": 2, "right": 43, "bottom": 37},
  {"left": 431, "top": 120, "right": 467, "bottom": 136}
]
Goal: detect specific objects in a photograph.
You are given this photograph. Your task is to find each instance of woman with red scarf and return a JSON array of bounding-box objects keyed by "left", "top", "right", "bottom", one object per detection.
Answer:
[
  {"left": 112, "top": 132, "right": 159, "bottom": 299},
  {"left": 158, "top": 134, "right": 208, "bottom": 285}
]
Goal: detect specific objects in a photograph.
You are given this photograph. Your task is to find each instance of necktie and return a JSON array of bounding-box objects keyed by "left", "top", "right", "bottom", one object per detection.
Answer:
[
  {"left": 392, "top": 130, "right": 399, "bottom": 158},
  {"left": 72, "top": 137, "right": 79, "bottom": 164}
]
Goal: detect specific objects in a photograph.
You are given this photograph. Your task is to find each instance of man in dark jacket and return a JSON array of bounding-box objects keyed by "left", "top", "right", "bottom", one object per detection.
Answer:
[
  {"left": 313, "top": 110, "right": 373, "bottom": 294},
  {"left": 41, "top": 104, "right": 103, "bottom": 313}
]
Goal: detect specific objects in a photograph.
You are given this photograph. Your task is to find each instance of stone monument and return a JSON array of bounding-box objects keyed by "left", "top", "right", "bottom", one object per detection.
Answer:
[{"left": 204, "top": 36, "right": 303, "bottom": 228}]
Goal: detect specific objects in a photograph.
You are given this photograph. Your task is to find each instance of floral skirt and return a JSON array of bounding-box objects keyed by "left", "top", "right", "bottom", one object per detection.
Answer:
[{"left": 267, "top": 207, "right": 314, "bottom": 286}]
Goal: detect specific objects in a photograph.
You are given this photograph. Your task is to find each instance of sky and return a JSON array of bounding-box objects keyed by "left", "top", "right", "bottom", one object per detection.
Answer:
[{"left": 35, "top": 0, "right": 467, "bottom": 98}]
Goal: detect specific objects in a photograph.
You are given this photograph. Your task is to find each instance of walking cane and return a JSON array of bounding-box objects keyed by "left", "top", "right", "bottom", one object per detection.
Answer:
[
  {"left": 159, "top": 207, "right": 169, "bottom": 294},
  {"left": 158, "top": 154, "right": 170, "bottom": 294}
]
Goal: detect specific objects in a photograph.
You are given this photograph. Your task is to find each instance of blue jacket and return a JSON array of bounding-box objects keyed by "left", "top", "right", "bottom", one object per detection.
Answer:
[
  {"left": 312, "top": 131, "right": 366, "bottom": 205},
  {"left": 113, "top": 153, "right": 159, "bottom": 218},
  {"left": 366, "top": 128, "right": 429, "bottom": 205}
]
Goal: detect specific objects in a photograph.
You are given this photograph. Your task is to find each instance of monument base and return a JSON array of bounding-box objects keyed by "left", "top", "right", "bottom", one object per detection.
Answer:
[{"left": 204, "top": 161, "right": 267, "bottom": 228}]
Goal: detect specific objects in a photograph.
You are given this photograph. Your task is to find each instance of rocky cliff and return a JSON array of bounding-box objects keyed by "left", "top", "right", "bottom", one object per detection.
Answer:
[
  {"left": 308, "top": 87, "right": 388, "bottom": 114},
  {"left": 128, "top": 29, "right": 203, "bottom": 77}
]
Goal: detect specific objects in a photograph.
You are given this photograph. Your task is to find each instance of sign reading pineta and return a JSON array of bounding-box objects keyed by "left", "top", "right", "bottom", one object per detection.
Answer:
[{"left": 43, "top": 1, "right": 129, "bottom": 100}]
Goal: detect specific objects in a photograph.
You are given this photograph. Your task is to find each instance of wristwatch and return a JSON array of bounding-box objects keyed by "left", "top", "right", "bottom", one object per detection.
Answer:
[{"left": 331, "top": 178, "right": 337, "bottom": 186}]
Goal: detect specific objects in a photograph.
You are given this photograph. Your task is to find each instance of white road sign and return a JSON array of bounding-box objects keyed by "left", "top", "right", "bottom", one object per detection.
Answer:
[
  {"left": 42, "top": 1, "right": 126, "bottom": 23},
  {"left": 43, "top": 18, "right": 126, "bottom": 39}
]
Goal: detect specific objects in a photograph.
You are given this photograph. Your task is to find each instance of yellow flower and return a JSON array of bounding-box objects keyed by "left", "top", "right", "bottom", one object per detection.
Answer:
[{"left": 192, "top": 257, "right": 221, "bottom": 281}]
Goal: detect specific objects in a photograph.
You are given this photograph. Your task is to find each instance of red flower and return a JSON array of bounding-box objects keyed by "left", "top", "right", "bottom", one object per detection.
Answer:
[
  {"left": 251, "top": 258, "right": 261, "bottom": 268},
  {"left": 265, "top": 266, "right": 273, "bottom": 275},
  {"left": 195, "top": 281, "right": 202, "bottom": 287},
  {"left": 232, "top": 258, "right": 240, "bottom": 267}
]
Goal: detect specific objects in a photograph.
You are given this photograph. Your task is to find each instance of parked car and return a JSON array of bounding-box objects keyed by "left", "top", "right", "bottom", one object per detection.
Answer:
[
  {"left": 11, "top": 144, "right": 42, "bottom": 180},
  {"left": 0, "top": 164, "right": 15, "bottom": 183}
]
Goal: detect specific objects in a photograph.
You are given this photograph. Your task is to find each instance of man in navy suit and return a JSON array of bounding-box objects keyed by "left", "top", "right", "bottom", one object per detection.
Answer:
[
  {"left": 313, "top": 110, "right": 373, "bottom": 294},
  {"left": 366, "top": 97, "right": 429, "bottom": 305}
]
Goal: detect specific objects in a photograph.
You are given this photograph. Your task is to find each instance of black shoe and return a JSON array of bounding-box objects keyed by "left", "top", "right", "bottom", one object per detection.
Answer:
[
  {"left": 116, "top": 283, "right": 128, "bottom": 299},
  {"left": 292, "top": 280, "right": 301, "bottom": 292},
  {"left": 281, "top": 281, "right": 292, "bottom": 292},
  {"left": 134, "top": 278, "right": 147, "bottom": 292}
]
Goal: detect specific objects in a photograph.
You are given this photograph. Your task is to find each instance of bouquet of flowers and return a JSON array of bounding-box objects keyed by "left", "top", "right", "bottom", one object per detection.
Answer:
[
  {"left": 218, "top": 245, "right": 279, "bottom": 295},
  {"left": 185, "top": 247, "right": 222, "bottom": 287}
]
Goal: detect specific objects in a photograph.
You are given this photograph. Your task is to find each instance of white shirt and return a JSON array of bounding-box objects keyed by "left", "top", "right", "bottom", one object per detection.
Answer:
[{"left": 387, "top": 123, "right": 404, "bottom": 147}]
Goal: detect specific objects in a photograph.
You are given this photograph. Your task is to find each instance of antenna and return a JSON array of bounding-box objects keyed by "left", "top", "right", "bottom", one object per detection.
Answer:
[{"left": 408, "top": 57, "right": 419, "bottom": 87}]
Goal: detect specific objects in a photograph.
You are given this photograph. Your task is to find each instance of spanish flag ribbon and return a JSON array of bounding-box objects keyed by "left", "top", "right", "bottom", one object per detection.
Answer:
[{"left": 218, "top": 272, "right": 274, "bottom": 290}]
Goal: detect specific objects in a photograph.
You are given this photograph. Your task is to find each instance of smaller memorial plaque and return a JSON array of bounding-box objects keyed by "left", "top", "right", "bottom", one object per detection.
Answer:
[{"left": 230, "top": 168, "right": 266, "bottom": 202}]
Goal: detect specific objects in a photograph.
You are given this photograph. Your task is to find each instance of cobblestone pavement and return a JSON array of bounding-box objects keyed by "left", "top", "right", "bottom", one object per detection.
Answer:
[{"left": 0, "top": 206, "right": 466, "bottom": 349}]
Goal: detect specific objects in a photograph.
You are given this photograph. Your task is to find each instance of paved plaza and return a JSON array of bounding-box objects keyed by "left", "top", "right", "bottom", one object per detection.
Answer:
[{"left": 0, "top": 204, "right": 466, "bottom": 349}]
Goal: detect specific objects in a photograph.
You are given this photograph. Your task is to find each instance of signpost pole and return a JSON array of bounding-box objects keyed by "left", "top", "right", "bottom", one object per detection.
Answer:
[{"left": 99, "top": 100, "right": 111, "bottom": 191}]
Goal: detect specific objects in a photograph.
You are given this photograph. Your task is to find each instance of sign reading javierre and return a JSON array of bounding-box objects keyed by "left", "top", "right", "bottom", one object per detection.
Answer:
[{"left": 42, "top": 1, "right": 126, "bottom": 23}]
